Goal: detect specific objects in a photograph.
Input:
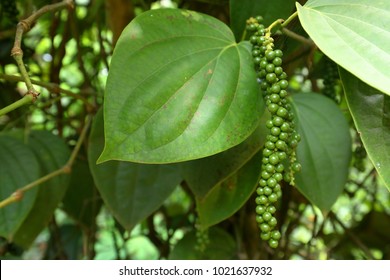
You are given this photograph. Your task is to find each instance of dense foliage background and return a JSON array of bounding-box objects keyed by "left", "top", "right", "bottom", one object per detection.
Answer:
[{"left": 0, "top": 0, "right": 389, "bottom": 260}]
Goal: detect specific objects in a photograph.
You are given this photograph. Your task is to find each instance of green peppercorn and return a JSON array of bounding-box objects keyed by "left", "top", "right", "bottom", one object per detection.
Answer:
[{"left": 247, "top": 16, "right": 301, "bottom": 248}]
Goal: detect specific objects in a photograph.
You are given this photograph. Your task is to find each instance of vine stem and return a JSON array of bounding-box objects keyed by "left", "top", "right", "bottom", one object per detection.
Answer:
[
  {"left": 282, "top": 11, "right": 298, "bottom": 28},
  {"left": 3, "top": 0, "right": 74, "bottom": 115},
  {"left": 266, "top": 11, "right": 299, "bottom": 36},
  {"left": 0, "top": 115, "right": 92, "bottom": 209},
  {"left": 0, "top": 74, "right": 94, "bottom": 111},
  {"left": 267, "top": 19, "right": 284, "bottom": 35},
  {"left": 0, "top": 94, "right": 34, "bottom": 116}
]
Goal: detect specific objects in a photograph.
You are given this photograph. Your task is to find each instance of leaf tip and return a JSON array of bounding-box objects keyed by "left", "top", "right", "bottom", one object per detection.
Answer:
[{"left": 96, "top": 150, "right": 110, "bottom": 164}]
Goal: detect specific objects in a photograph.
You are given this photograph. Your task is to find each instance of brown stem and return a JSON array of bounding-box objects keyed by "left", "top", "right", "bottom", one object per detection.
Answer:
[{"left": 105, "top": 0, "right": 135, "bottom": 46}]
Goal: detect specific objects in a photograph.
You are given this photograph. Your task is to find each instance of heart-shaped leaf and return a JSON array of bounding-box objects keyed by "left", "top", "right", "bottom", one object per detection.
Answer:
[
  {"left": 292, "top": 93, "right": 352, "bottom": 211},
  {"left": 89, "top": 109, "right": 182, "bottom": 231},
  {"left": 297, "top": 0, "right": 390, "bottom": 96},
  {"left": 99, "top": 8, "right": 262, "bottom": 164},
  {"left": 196, "top": 151, "right": 261, "bottom": 229},
  {"left": 0, "top": 136, "right": 40, "bottom": 239},
  {"left": 340, "top": 68, "right": 390, "bottom": 190},
  {"left": 12, "top": 131, "right": 70, "bottom": 248}
]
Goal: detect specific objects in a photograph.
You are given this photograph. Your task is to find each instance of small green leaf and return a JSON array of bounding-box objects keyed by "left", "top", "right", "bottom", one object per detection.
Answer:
[
  {"left": 182, "top": 112, "right": 268, "bottom": 198},
  {"left": 197, "top": 151, "right": 261, "bottom": 229},
  {"left": 0, "top": 136, "right": 40, "bottom": 238},
  {"left": 12, "top": 131, "right": 70, "bottom": 248},
  {"left": 99, "top": 8, "right": 262, "bottom": 164},
  {"left": 230, "top": 0, "right": 296, "bottom": 41},
  {"left": 340, "top": 69, "right": 390, "bottom": 190},
  {"left": 292, "top": 93, "right": 352, "bottom": 211},
  {"left": 297, "top": 0, "right": 390, "bottom": 96},
  {"left": 89, "top": 109, "right": 182, "bottom": 231}
]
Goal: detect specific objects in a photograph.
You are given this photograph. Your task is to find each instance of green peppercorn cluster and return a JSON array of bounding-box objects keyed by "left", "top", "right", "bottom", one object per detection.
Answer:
[
  {"left": 322, "top": 57, "right": 339, "bottom": 102},
  {"left": 246, "top": 16, "right": 301, "bottom": 248}
]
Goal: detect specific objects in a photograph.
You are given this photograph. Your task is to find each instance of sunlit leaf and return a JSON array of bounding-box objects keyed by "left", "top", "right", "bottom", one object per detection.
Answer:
[
  {"left": 99, "top": 8, "right": 262, "bottom": 164},
  {"left": 297, "top": 0, "right": 390, "bottom": 95}
]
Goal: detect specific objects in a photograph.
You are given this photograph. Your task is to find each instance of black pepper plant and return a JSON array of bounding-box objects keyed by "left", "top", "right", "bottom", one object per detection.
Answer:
[{"left": 0, "top": 0, "right": 389, "bottom": 259}]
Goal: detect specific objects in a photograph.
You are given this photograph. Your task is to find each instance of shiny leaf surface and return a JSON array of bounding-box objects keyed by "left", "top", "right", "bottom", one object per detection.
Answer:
[
  {"left": 297, "top": 0, "right": 390, "bottom": 95},
  {"left": 99, "top": 9, "right": 262, "bottom": 164}
]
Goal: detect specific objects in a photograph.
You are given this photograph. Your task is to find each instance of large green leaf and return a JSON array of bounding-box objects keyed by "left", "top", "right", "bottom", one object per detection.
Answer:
[
  {"left": 230, "top": 0, "right": 296, "bottom": 41},
  {"left": 292, "top": 93, "right": 352, "bottom": 211},
  {"left": 89, "top": 109, "right": 182, "bottom": 231},
  {"left": 99, "top": 8, "right": 262, "bottom": 164},
  {"left": 340, "top": 69, "right": 390, "bottom": 190},
  {"left": 0, "top": 136, "right": 40, "bottom": 238},
  {"left": 197, "top": 151, "right": 261, "bottom": 229},
  {"left": 297, "top": 0, "right": 390, "bottom": 96},
  {"left": 12, "top": 131, "right": 70, "bottom": 248},
  {"left": 182, "top": 111, "right": 268, "bottom": 198}
]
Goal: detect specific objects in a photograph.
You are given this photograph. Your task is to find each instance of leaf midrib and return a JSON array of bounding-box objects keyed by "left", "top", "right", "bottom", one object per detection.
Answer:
[{"left": 116, "top": 43, "right": 240, "bottom": 153}]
